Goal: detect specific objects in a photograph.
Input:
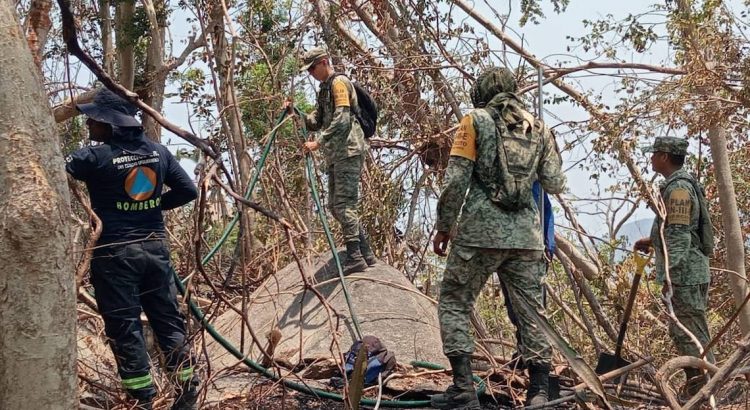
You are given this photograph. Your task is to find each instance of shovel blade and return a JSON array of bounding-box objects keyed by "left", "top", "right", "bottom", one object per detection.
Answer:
[{"left": 595, "top": 352, "right": 632, "bottom": 382}]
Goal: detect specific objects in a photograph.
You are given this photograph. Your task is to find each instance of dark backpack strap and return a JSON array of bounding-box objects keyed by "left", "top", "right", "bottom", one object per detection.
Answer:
[
  {"left": 327, "top": 73, "right": 369, "bottom": 131},
  {"left": 323, "top": 73, "right": 344, "bottom": 108}
]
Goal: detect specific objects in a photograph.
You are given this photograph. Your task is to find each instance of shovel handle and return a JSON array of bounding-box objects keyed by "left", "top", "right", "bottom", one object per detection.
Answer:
[
  {"left": 614, "top": 273, "right": 641, "bottom": 358},
  {"left": 633, "top": 251, "right": 650, "bottom": 273},
  {"left": 614, "top": 251, "right": 651, "bottom": 359}
]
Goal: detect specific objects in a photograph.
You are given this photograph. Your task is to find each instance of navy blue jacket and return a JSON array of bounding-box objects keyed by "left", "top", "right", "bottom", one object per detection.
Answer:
[{"left": 66, "top": 127, "right": 197, "bottom": 245}]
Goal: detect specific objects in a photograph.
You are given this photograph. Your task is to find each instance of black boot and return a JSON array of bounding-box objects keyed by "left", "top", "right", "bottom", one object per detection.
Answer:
[
  {"left": 172, "top": 376, "right": 200, "bottom": 410},
  {"left": 127, "top": 388, "right": 155, "bottom": 410},
  {"left": 359, "top": 229, "right": 377, "bottom": 266},
  {"left": 684, "top": 368, "right": 706, "bottom": 397},
  {"left": 343, "top": 241, "right": 368, "bottom": 275},
  {"left": 430, "top": 355, "right": 480, "bottom": 409},
  {"left": 508, "top": 350, "right": 526, "bottom": 370},
  {"left": 526, "top": 363, "right": 550, "bottom": 406}
]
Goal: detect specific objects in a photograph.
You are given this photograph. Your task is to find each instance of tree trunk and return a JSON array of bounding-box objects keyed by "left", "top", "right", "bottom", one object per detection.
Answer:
[
  {"left": 0, "top": 4, "right": 76, "bottom": 409},
  {"left": 53, "top": 88, "right": 97, "bottom": 123},
  {"left": 23, "top": 0, "right": 53, "bottom": 69},
  {"left": 114, "top": 0, "right": 136, "bottom": 90},
  {"left": 708, "top": 123, "right": 750, "bottom": 332},
  {"left": 209, "top": 8, "right": 254, "bottom": 266},
  {"left": 141, "top": 0, "right": 166, "bottom": 141},
  {"left": 675, "top": 0, "right": 750, "bottom": 334},
  {"left": 99, "top": 0, "right": 115, "bottom": 75}
]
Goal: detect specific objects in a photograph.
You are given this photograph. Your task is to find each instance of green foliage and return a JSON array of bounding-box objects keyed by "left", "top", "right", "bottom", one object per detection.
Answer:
[
  {"left": 172, "top": 67, "right": 216, "bottom": 122},
  {"left": 115, "top": 3, "right": 148, "bottom": 49},
  {"left": 59, "top": 116, "right": 88, "bottom": 156},
  {"left": 519, "top": 0, "right": 570, "bottom": 26},
  {"left": 239, "top": 0, "right": 290, "bottom": 34}
]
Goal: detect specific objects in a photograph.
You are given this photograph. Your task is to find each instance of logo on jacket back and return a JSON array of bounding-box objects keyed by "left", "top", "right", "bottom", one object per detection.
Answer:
[{"left": 125, "top": 166, "right": 157, "bottom": 200}]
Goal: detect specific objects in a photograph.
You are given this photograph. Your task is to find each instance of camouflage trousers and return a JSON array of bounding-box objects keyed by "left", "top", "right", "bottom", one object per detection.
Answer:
[
  {"left": 438, "top": 245, "right": 552, "bottom": 366},
  {"left": 327, "top": 154, "right": 363, "bottom": 243},
  {"left": 669, "top": 283, "right": 714, "bottom": 363}
]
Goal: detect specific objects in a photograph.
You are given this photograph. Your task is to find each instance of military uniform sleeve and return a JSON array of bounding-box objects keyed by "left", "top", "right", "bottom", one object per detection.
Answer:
[
  {"left": 318, "top": 107, "right": 352, "bottom": 143},
  {"left": 537, "top": 125, "right": 566, "bottom": 194},
  {"left": 161, "top": 149, "right": 198, "bottom": 210},
  {"left": 662, "top": 183, "right": 695, "bottom": 272},
  {"left": 436, "top": 115, "right": 476, "bottom": 232},
  {"left": 65, "top": 147, "right": 97, "bottom": 182},
  {"left": 450, "top": 114, "right": 477, "bottom": 161}
]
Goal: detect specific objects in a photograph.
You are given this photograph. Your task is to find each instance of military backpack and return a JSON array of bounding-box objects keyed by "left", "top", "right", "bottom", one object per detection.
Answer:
[
  {"left": 330, "top": 335, "right": 396, "bottom": 387},
  {"left": 327, "top": 74, "right": 378, "bottom": 139},
  {"left": 479, "top": 103, "right": 545, "bottom": 211}
]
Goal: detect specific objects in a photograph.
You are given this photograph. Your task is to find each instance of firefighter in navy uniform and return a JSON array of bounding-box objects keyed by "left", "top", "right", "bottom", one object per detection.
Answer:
[{"left": 66, "top": 88, "right": 200, "bottom": 409}]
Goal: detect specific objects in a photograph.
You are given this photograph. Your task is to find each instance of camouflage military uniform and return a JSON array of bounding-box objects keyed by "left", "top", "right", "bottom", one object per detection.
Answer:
[
  {"left": 435, "top": 72, "right": 566, "bottom": 367},
  {"left": 305, "top": 74, "right": 368, "bottom": 242},
  {"left": 646, "top": 138, "right": 713, "bottom": 362}
]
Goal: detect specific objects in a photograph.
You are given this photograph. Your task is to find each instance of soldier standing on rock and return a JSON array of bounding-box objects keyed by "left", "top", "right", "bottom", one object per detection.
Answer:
[{"left": 293, "top": 46, "right": 377, "bottom": 274}]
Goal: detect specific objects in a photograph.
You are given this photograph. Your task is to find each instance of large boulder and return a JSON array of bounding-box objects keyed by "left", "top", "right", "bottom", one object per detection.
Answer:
[{"left": 207, "top": 251, "right": 448, "bottom": 372}]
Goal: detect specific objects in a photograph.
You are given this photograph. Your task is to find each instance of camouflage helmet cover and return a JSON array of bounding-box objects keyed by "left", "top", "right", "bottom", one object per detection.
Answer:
[{"left": 470, "top": 67, "right": 517, "bottom": 108}]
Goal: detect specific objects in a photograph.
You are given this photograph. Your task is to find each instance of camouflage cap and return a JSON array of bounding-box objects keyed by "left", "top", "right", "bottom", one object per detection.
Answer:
[
  {"left": 470, "top": 67, "right": 517, "bottom": 108},
  {"left": 300, "top": 47, "right": 329, "bottom": 72},
  {"left": 643, "top": 136, "right": 689, "bottom": 156}
]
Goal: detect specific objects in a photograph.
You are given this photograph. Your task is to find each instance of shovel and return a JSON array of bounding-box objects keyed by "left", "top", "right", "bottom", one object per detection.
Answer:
[{"left": 595, "top": 251, "right": 650, "bottom": 378}]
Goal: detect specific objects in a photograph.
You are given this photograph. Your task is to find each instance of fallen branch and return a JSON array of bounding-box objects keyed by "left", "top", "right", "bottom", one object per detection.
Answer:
[
  {"left": 68, "top": 178, "right": 101, "bottom": 288},
  {"left": 556, "top": 248, "right": 618, "bottom": 342},
  {"left": 211, "top": 174, "right": 294, "bottom": 229},
  {"left": 681, "top": 332, "right": 750, "bottom": 409},
  {"left": 523, "top": 357, "right": 654, "bottom": 410},
  {"left": 655, "top": 356, "right": 720, "bottom": 410},
  {"left": 545, "top": 282, "right": 606, "bottom": 352}
]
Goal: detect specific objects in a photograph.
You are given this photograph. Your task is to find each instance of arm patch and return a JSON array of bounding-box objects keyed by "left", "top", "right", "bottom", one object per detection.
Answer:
[
  {"left": 667, "top": 187, "right": 692, "bottom": 225},
  {"left": 449, "top": 115, "right": 477, "bottom": 161},
  {"left": 332, "top": 78, "right": 351, "bottom": 108}
]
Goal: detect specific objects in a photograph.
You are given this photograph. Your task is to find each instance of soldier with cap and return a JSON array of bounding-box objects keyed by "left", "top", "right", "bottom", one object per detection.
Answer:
[
  {"left": 634, "top": 136, "right": 715, "bottom": 396},
  {"left": 296, "top": 46, "right": 376, "bottom": 274},
  {"left": 431, "top": 67, "right": 566, "bottom": 408},
  {"left": 66, "top": 87, "right": 200, "bottom": 409}
]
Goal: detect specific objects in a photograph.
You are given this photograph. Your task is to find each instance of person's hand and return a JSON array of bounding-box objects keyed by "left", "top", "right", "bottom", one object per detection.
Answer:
[
  {"left": 634, "top": 237, "right": 652, "bottom": 253},
  {"left": 433, "top": 231, "right": 452, "bottom": 256},
  {"left": 303, "top": 140, "right": 320, "bottom": 153},
  {"left": 283, "top": 99, "right": 296, "bottom": 116}
]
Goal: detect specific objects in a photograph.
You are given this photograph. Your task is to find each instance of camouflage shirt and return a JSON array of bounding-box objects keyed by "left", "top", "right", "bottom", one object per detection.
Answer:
[
  {"left": 649, "top": 168, "right": 710, "bottom": 285},
  {"left": 436, "top": 104, "right": 566, "bottom": 250},
  {"left": 305, "top": 75, "right": 368, "bottom": 165}
]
